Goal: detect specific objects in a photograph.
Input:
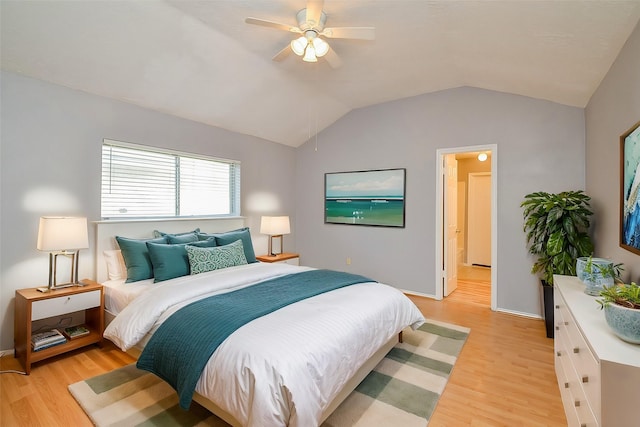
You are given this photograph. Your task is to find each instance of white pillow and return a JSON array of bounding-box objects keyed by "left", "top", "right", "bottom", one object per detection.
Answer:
[{"left": 104, "top": 249, "right": 127, "bottom": 281}]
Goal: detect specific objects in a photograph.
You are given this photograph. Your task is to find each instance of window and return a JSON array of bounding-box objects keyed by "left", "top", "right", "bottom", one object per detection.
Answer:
[{"left": 101, "top": 140, "right": 240, "bottom": 219}]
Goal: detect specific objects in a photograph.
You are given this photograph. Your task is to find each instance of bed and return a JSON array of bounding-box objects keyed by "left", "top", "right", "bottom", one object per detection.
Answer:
[{"left": 95, "top": 218, "right": 425, "bottom": 427}]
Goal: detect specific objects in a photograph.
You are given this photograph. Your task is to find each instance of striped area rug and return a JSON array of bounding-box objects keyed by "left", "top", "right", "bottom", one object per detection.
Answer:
[{"left": 69, "top": 320, "right": 469, "bottom": 427}]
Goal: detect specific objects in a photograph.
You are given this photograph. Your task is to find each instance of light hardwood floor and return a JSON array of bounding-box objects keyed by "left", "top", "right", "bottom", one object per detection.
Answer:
[{"left": 1, "top": 281, "right": 567, "bottom": 427}]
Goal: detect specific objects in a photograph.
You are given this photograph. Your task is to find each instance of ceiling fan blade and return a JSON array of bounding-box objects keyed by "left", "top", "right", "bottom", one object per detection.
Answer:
[
  {"left": 323, "top": 47, "right": 342, "bottom": 69},
  {"left": 321, "top": 27, "right": 375, "bottom": 40},
  {"left": 245, "top": 17, "right": 301, "bottom": 33},
  {"left": 272, "top": 45, "right": 292, "bottom": 62},
  {"left": 305, "top": 0, "right": 324, "bottom": 28}
]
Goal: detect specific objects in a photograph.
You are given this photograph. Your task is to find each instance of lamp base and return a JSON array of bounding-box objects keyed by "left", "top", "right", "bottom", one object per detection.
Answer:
[{"left": 36, "top": 282, "right": 77, "bottom": 293}]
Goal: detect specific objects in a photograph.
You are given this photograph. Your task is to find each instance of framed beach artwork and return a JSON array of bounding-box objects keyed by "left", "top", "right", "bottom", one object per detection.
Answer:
[
  {"left": 621, "top": 120, "right": 640, "bottom": 255},
  {"left": 324, "top": 168, "right": 406, "bottom": 228}
]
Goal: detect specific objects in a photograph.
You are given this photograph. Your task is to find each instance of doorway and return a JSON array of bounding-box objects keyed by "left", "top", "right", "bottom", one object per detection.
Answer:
[{"left": 435, "top": 145, "right": 497, "bottom": 310}]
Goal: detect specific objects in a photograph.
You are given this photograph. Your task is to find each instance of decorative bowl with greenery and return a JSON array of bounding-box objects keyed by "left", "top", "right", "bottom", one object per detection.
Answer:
[
  {"left": 597, "top": 283, "right": 640, "bottom": 344},
  {"left": 521, "top": 190, "right": 594, "bottom": 285}
]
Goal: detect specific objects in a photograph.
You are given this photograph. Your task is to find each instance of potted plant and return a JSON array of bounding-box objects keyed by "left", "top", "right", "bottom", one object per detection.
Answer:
[
  {"left": 597, "top": 282, "right": 640, "bottom": 344},
  {"left": 577, "top": 256, "right": 624, "bottom": 295},
  {"left": 521, "top": 190, "right": 594, "bottom": 338}
]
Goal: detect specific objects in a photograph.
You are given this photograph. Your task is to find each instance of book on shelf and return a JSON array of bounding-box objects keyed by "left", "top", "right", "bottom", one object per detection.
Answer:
[
  {"left": 62, "top": 325, "right": 90, "bottom": 340},
  {"left": 32, "top": 338, "right": 66, "bottom": 351},
  {"left": 31, "top": 329, "right": 66, "bottom": 350}
]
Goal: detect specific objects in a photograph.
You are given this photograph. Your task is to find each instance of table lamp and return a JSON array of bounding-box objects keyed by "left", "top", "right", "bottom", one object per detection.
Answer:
[
  {"left": 36, "top": 216, "right": 89, "bottom": 292},
  {"left": 260, "top": 216, "right": 290, "bottom": 256}
]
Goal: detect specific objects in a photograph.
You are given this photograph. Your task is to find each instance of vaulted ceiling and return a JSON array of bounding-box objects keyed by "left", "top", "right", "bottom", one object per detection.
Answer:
[{"left": 2, "top": 1, "right": 639, "bottom": 147}]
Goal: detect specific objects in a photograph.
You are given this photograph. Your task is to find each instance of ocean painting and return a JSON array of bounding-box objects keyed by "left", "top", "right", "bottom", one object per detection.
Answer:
[
  {"left": 325, "top": 169, "right": 405, "bottom": 227},
  {"left": 621, "top": 121, "right": 640, "bottom": 255}
]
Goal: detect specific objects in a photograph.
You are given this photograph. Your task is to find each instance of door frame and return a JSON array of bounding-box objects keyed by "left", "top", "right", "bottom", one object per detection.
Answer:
[{"left": 435, "top": 144, "right": 498, "bottom": 310}]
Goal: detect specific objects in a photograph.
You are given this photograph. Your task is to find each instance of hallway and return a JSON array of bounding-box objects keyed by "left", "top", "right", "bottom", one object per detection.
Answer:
[{"left": 449, "top": 264, "right": 491, "bottom": 307}]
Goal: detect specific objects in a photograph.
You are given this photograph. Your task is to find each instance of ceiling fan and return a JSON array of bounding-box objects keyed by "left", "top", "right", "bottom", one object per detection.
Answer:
[{"left": 245, "top": 0, "right": 375, "bottom": 68}]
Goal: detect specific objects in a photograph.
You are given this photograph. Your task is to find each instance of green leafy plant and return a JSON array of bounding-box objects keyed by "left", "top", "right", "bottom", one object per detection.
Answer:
[
  {"left": 583, "top": 256, "right": 624, "bottom": 282},
  {"left": 521, "top": 190, "right": 594, "bottom": 285},
  {"left": 597, "top": 282, "right": 640, "bottom": 310}
]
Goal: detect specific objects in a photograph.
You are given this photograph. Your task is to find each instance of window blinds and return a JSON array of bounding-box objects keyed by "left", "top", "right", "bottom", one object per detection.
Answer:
[{"left": 101, "top": 140, "right": 240, "bottom": 219}]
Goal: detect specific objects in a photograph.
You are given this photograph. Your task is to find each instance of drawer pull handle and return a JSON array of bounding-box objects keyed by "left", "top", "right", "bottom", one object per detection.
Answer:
[
  {"left": 564, "top": 321, "right": 569, "bottom": 325},
  {"left": 564, "top": 382, "right": 569, "bottom": 389},
  {"left": 555, "top": 326, "right": 560, "bottom": 331},
  {"left": 582, "top": 376, "right": 589, "bottom": 383},
  {"left": 556, "top": 351, "right": 561, "bottom": 357},
  {"left": 573, "top": 347, "right": 580, "bottom": 354},
  {"left": 555, "top": 305, "right": 560, "bottom": 309},
  {"left": 581, "top": 424, "right": 587, "bottom": 427},
  {"left": 574, "top": 400, "right": 580, "bottom": 407}
]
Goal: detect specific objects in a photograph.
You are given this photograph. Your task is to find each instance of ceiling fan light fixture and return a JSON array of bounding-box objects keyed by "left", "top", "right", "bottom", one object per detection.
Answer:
[
  {"left": 291, "top": 36, "right": 307, "bottom": 56},
  {"left": 302, "top": 44, "right": 317, "bottom": 62},
  {"left": 312, "top": 37, "right": 329, "bottom": 57}
]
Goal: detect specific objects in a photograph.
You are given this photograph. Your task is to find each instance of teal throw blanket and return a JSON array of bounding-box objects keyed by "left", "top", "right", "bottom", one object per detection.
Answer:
[{"left": 136, "top": 269, "right": 373, "bottom": 409}]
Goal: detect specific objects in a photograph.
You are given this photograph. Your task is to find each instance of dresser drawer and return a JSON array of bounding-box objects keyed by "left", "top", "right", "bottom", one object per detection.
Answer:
[
  {"left": 556, "top": 358, "right": 581, "bottom": 427},
  {"left": 32, "top": 290, "right": 101, "bottom": 321},
  {"left": 561, "top": 310, "right": 601, "bottom": 419}
]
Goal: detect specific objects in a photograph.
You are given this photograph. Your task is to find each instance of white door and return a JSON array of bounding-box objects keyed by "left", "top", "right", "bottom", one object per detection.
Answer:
[
  {"left": 467, "top": 173, "right": 491, "bottom": 266},
  {"left": 444, "top": 155, "right": 458, "bottom": 296}
]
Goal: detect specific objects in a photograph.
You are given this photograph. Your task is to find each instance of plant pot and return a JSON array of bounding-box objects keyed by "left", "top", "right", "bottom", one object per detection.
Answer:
[
  {"left": 542, "top": 281, "right": 554, "bottom": 339},
  {"left": 580, "top": 257, "right": 614, "bottom": 296},
  {"left": 603, "top": 303, "right": 640, "bottom": 344}
]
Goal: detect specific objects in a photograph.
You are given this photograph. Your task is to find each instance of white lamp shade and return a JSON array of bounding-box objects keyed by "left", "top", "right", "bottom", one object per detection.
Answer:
[
  {"left": 302, "top": 44, "right": 318, "bottom": 62},
  {"left": 37, "top": 216, "right": 89, "bottom": 251},
  {"left": 260, "top": 216, "right": 290, "bottom": 236},
  {"left": 313, "top": 37, "right": 329, "bottom": 57},
  {"left": 291, "top": 36, "right": 307, "bottom": 56}
]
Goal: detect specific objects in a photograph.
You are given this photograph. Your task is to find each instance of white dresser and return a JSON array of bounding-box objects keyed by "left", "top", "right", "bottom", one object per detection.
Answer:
[{"left": 554, "top": 275, "right": 640, "bottom": 427}]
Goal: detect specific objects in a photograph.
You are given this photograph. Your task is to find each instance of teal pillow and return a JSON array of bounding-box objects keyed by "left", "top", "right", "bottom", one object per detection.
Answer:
[
  {"left": 166, "top": 233, "right": 199, "bottom": 244},
  {"left": 186, "top": 240, "right": 248, "bottom": 275},
  {"left": 197, "top": 227, "right": 257, "bottom": 263},
  {"left": 153, "top": 228, "right": 200, "bottom": 238},
  {"left": 147, "top": 238, "right": 217, "bottom": 282},
  {"left": 115, "top": 236, "right": 168, "bottom": 282}
]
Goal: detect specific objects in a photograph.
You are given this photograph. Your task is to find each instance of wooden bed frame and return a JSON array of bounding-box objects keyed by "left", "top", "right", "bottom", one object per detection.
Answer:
[{"left": 94, "top": 217, "right": 399, "bottom": 426}]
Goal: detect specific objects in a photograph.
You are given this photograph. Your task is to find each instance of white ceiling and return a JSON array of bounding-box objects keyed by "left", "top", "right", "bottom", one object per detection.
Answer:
[{"left": 2, "top": 1, "right": 640, "bottom": 147}]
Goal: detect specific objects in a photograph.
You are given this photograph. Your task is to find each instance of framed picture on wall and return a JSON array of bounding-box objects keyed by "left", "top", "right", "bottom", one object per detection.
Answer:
[
  {"left": 324, "top": 168, "right": 406, "bottom": 228},
  {"left": 620, "top": 120, "right": 640, "bottom": 255}
]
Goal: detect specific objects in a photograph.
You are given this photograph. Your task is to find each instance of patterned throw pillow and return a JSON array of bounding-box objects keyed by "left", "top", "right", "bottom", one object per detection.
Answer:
[{"left": 186, "top": 239, "right": 248, "bottom": 275}]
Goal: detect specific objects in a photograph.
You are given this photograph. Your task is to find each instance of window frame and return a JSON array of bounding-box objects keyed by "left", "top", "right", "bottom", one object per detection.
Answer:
[{"left": 101, "top": 139, "right": 241, "bottom": 220}]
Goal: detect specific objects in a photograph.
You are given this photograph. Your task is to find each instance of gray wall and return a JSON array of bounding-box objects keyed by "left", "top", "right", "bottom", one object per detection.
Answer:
[
  {"left": 0, "top": 71, "right": 296, "bottom": 351},
  {"left": 586, "top": 21, "right": 640, "bottom": 282},
  {"left": 295, "top": 87, "right": 585, "bottom": 318}
]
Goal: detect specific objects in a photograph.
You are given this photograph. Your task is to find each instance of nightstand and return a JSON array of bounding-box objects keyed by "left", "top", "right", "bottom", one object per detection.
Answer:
[
  {"left": 14, "top": 280, "right": 104, "bottom": 374},
  {"left": 256, "top": 252, "right": 300, "bottom": 266}
]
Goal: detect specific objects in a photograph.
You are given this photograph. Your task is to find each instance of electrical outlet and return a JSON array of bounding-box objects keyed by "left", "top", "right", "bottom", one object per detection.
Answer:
[{"left": 346, "top": 257, "right": 351, "bottom": 265}]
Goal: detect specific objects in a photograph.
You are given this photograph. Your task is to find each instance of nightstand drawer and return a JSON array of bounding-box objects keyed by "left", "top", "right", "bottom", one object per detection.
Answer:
[{"left": 32, "top": 290, "right": 101, "bottom": 321}]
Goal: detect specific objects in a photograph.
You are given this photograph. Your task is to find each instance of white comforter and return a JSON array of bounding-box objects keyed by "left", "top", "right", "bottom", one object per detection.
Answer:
[{"left": 104, "top": 263, "right": 425, "bottom": 427}]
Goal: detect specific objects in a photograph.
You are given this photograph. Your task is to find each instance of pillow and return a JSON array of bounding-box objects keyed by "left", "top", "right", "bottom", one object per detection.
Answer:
[
  {"left": 147, "top": 238, "right": 217, "bottom": 282},
  {"left": 115, "top": 236, "right": 168, "bottom": 282},
  {"left": 153, "top": 228, "right": 200, "bottom": 238},
  {"left": 186, "top": 240, "right": 248, "bottom": 275},
  {"left": 103, "top": 249, "right": 126, "bottom": 281},
  {"left": 197, "top": 227, "right": 257, "bottom": 263},
  {"left": 166, "top": 233, "right": 199, "bottom": 244}
]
